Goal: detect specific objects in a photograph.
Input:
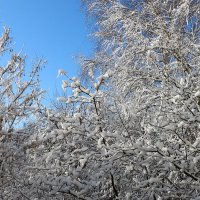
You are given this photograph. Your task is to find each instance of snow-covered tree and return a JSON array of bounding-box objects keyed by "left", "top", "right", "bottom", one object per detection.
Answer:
[
  {"left": 0, "top": 28, "right": 46, "bottom": 199},
  {"left": 28, "top": 0, "right": 200, "bottom": 199},
  {"left": 80, "top": 1, "right": 200, "bottom": 198},
  {"left": 0, "top": 28, "right": 45, "bottom": 131}
]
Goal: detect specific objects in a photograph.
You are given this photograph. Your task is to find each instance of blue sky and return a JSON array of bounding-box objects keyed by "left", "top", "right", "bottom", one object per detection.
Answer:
[{"left": 0, "top": 0, "right": 93, "bottom": 101}]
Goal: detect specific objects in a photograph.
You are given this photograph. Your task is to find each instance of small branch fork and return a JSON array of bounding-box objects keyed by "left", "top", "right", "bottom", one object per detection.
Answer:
[{"left": 110, "top": 172, "right": 119, "bottom": 198}]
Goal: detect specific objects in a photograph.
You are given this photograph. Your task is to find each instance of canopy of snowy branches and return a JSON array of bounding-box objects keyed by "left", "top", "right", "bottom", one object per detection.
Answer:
[{"left": 0, "top": 0, "right": 200, "bottom": 199}]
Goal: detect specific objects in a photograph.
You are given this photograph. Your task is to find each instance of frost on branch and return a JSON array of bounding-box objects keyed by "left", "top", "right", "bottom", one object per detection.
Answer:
[{"left": 57, "top": 69, "right": 67, "bottom": 78}]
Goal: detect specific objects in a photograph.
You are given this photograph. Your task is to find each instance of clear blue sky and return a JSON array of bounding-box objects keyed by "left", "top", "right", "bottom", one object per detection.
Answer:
[{"left": 0, "top": 0, "right": 93, "bottom": 101}]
